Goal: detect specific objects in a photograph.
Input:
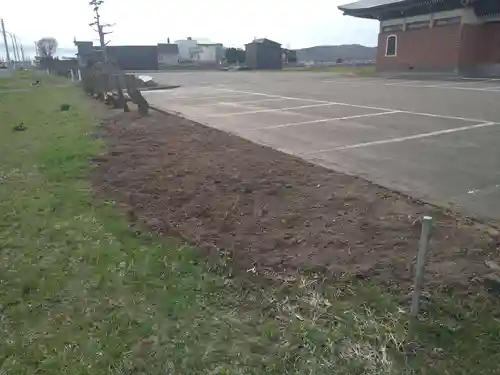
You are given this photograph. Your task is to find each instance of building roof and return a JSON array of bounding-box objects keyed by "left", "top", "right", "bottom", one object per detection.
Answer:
[
  {"left": 197, "top": 43, "right": 223, "bottom": 47},
  {"left": 158, "top": 43, "right": 179, "bottom": 54},
  {"left": 247, "top": 38, "right": 282, "bottom": 47},
  {"left": 338, "top": 0, "right": 470, "bottom": 19},
  {"left": 338, "top": 0, "right": 406, "bottom": 11}
]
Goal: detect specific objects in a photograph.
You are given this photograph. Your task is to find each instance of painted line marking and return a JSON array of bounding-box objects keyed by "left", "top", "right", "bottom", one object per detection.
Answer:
[
  {"left": 461, "top": 77, "right": 500, "bottom": 81},
  {"left": 384, "top": 80, "right": 424, "bottom": 86},
  {"left": 199, "top": 98, "right": 288, "bottom": 107},
  {"left": 322, "top": 79, "right": 385, "bottom": 84},
  {"left": 214, "top": 88, "right": 488, "bottom": 123},
  {"left": 431, "top": 79, "right": 499, "bottom": 87},
  {"left": 207, "top": 103, "right": 335, "bottom": 117},
  {"left": 467, "top": 184, "right": 500, "bottom": 196},
  {"left": 249, "top": 111, "right": 401, "bottom": 130},
  {"left": 144, "top": 87, "right": 217, "bottom": 95},
  {"left": 320, "top": 78, "right": 500, "bottom": 92},
  {"left": 393, "top": 83, "right": 500, "bottom": 91},
  {"left": 306, "top": 122, "right": 497, "bottom": 154},
  {"left": 153, "top": 93, "right": 252, "bottom": 101}
]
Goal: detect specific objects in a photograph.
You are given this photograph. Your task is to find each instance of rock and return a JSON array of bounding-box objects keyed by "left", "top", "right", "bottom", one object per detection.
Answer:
[
  {"left": 487, "top": 228, "right": 500, "bottom": 238},
  {"left": 12, "top": 123, "right": 26, "bottom": 132},
  {"left": 132, "top": 336, "right": 157, "bottom": 357},
  {"left": 484, "top": 274, "right": 500, "bottom": 296},
  {"left": 60, "top": 103, "right": 71, "bottom": 111},
  {"left": 485, "top": 260, "right": 500, "bottom": 272},
  {"left": 146, "top": 218, "right": 161, "bottom": 228}
]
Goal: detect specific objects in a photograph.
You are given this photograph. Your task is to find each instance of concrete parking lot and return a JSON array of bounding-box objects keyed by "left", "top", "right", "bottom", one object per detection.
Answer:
[{"left": 143, "top": 72, "right": 500, "bottom": 221}]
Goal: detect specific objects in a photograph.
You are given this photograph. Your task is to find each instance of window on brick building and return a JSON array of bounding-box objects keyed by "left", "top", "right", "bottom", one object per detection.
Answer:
[{"left": 385, "top": 35, "right": 397, "bottom": 57}]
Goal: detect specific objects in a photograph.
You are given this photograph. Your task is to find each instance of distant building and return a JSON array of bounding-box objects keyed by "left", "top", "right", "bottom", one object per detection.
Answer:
[
  {"left": 75, "top": 41, "right": 158, "bottom": 70},
  {"left": 106, "top": 45, "right": 158, "bottom": 70},
  {"left": 282, "top": 49, "right": 297, "bottom": 65},
  {"left": 197, "top": 42, "right": 224, "bottom": 64},
  {"left": 175, "top": 38, "right": 224, "bottom": 64},
  {"left": 74, "top": 41, "right": 96, "bottom": 68},
  {"left": 157, "top": 43, "right": 179, "bottom": 68},
  {"left": 175, "top": 37, "right": 199, "bottom": 62},
  {"left": 245, "top": 38, "right": 283, "bottom": 70},
  {"left": 74, "top": 37, "right": 223, "bottom": 71},
  {"left": 338, "top": 0, "right": 500, "bottom": 76}
]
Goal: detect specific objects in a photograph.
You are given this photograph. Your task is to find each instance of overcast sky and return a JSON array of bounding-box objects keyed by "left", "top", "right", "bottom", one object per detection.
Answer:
[{"left": 1, "top": 0, "right": 378, "bottom": 55}]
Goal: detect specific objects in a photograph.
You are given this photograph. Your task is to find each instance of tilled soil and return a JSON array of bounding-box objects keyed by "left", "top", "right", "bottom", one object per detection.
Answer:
[{"left": 92, "top": 110, "right": 500, "bottom": 292}]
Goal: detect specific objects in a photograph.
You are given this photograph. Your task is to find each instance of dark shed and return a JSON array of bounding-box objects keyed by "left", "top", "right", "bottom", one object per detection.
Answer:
[
  {"left": 245, "top": 38, "right": 283, "bottom": 70},
  {"left": 106, "top": 45, "right": 159, "bottom": 71}
]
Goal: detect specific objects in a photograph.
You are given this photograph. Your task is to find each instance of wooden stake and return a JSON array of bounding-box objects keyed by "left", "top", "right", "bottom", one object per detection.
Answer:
[{"left": 409, "top": 215, "right": 433, "bottom": 336}]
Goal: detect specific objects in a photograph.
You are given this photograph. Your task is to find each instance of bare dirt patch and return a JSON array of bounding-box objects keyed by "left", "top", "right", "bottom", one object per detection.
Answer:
[{"left": 92, "top": 110, "right": 500, "bottom": 292}]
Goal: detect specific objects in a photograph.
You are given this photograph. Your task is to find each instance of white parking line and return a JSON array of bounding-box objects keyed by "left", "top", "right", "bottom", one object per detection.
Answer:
[
  {"left": 322, "top": 79, "right": 385, "bottom": 84},
  {"left": 199, "top": 98, "right": 287, "bottom": 107},
  {"left": 384, "top": 80, "right": 424, "bottom": 86},
  {"left": 306, "top": 122, "right": 497, "bottom": 154},
  {"left": 466, "top": 184, "right": 500, "bottom": 196},
  {"left": 249, "top": 111, "right": 401, "bottom": 130},
  {"left": 461, "top": 77, "right": 500, "bottom": 81},
  {"left": 158, "top": 93, "right": 251, "bottom": 101},
  {"left": 321, "top": 78, "right": 500, "bottom": 92},
  {"left": 207, "top": 103, "right": 335, "bottom": 117},
  {"left": 214, "top": 88, "right": 488, "bottom": 123},
  {"left": 392, "top": 83, "right": 500, "bottom": 92}
]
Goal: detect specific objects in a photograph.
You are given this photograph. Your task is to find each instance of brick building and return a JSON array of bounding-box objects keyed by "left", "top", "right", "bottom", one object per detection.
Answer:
[{"left": 338, "top": 0, "right": 500, "bottom": 76}]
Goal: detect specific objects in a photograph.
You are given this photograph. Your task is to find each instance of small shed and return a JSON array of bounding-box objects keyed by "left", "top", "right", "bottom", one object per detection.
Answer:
[{"left": 245, "top": 38, "right": 283, "bottom": 70}]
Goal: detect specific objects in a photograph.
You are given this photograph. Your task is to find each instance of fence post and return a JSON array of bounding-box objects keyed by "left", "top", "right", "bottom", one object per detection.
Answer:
[{"left": 409, "top": 215, "right": 433, "bottom": 336}]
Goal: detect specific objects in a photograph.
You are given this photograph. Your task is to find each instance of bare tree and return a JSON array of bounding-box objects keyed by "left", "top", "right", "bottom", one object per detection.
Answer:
[
  {"left": 88, "top": 0, "right": 133, "bottom": 112},
  {"left": 89, "top": 0, "right": 113, "bottom": 63},
  {"left": 36, "top": 37, "right": 58, "bottom": 57}
]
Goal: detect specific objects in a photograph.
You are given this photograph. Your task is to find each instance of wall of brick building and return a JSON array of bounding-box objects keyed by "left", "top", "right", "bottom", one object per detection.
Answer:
[
  {"left": 377, "top": 24, "right": 462, "bottom": 72},
  {"left": 459, "top": 22, "right": 500, "bottom": 75}
]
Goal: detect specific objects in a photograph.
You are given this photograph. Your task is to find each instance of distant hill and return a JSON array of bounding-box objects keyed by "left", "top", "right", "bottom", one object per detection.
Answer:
[{"left": 296, "top": 44, "right": 376, "bottom": 62}]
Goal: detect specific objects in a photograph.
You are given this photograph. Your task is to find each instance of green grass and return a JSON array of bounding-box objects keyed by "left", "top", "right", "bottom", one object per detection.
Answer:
[
  {"left": 0, "top": 69, "right": 67, "bottom": 90},
  {"left": 283, "top": 65, "right": 376, "bottom": 76},
  {"left": 1, "top": 74, "right": 500, "bottom": 374}
]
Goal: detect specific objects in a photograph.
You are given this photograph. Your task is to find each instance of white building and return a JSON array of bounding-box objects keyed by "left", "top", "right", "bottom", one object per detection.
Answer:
[
  {"left": 175, "top": 37, "right": 223, "bottom": 64},
  {"left": 175, "top": 38, "right": 200, "bottom": 62},
  {"left": 197, "top": 43, "right": 224, "bottom": 64}
]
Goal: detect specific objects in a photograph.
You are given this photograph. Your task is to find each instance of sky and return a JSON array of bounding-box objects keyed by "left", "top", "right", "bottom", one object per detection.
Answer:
[{"left": 1, "top": 0, "right": 378, "bottom": 57}]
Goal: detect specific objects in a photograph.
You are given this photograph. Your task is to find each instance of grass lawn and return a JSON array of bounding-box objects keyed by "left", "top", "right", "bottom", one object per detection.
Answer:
[
  {"left": 0, "top": 69, "right": 67, "bottom": 90},
  {"left": 1, "top": 74, "right": 499, "bottom": 374}
]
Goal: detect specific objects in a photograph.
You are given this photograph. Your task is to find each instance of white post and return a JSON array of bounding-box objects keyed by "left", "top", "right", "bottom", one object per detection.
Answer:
[
  {"left": 70, "top": 69, "right": 75, "bottom": 81},
  {"left": 78, "top": 69, "right": 82, "bottom": 81},
  {"left": 410, "top": 216, "right": 433, "bottom": 326}
]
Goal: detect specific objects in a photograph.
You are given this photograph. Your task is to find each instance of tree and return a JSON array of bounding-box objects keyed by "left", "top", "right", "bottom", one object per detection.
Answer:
[
  {"left": 336, "top": 58, "right": 344, "bottom": 64},
  {"left": 89, "top": 0, "right": 114, "bottom": 63},
  {"left": 225, "top": 48, "right": 246, "bottom": 65},
  {"left": 36, "top": 37, "right": 58, "bottom": 58}
]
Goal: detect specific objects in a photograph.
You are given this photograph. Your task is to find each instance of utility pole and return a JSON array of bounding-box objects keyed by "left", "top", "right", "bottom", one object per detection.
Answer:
[
  {"left": 10, "top": 34, "right": 19, "bottom": 62},
  {"left": 14, "top": 36, "right": 22, "bottom": 62},
  {"left": 1, "top": 18, "right": 11, "bottom": 64}
]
